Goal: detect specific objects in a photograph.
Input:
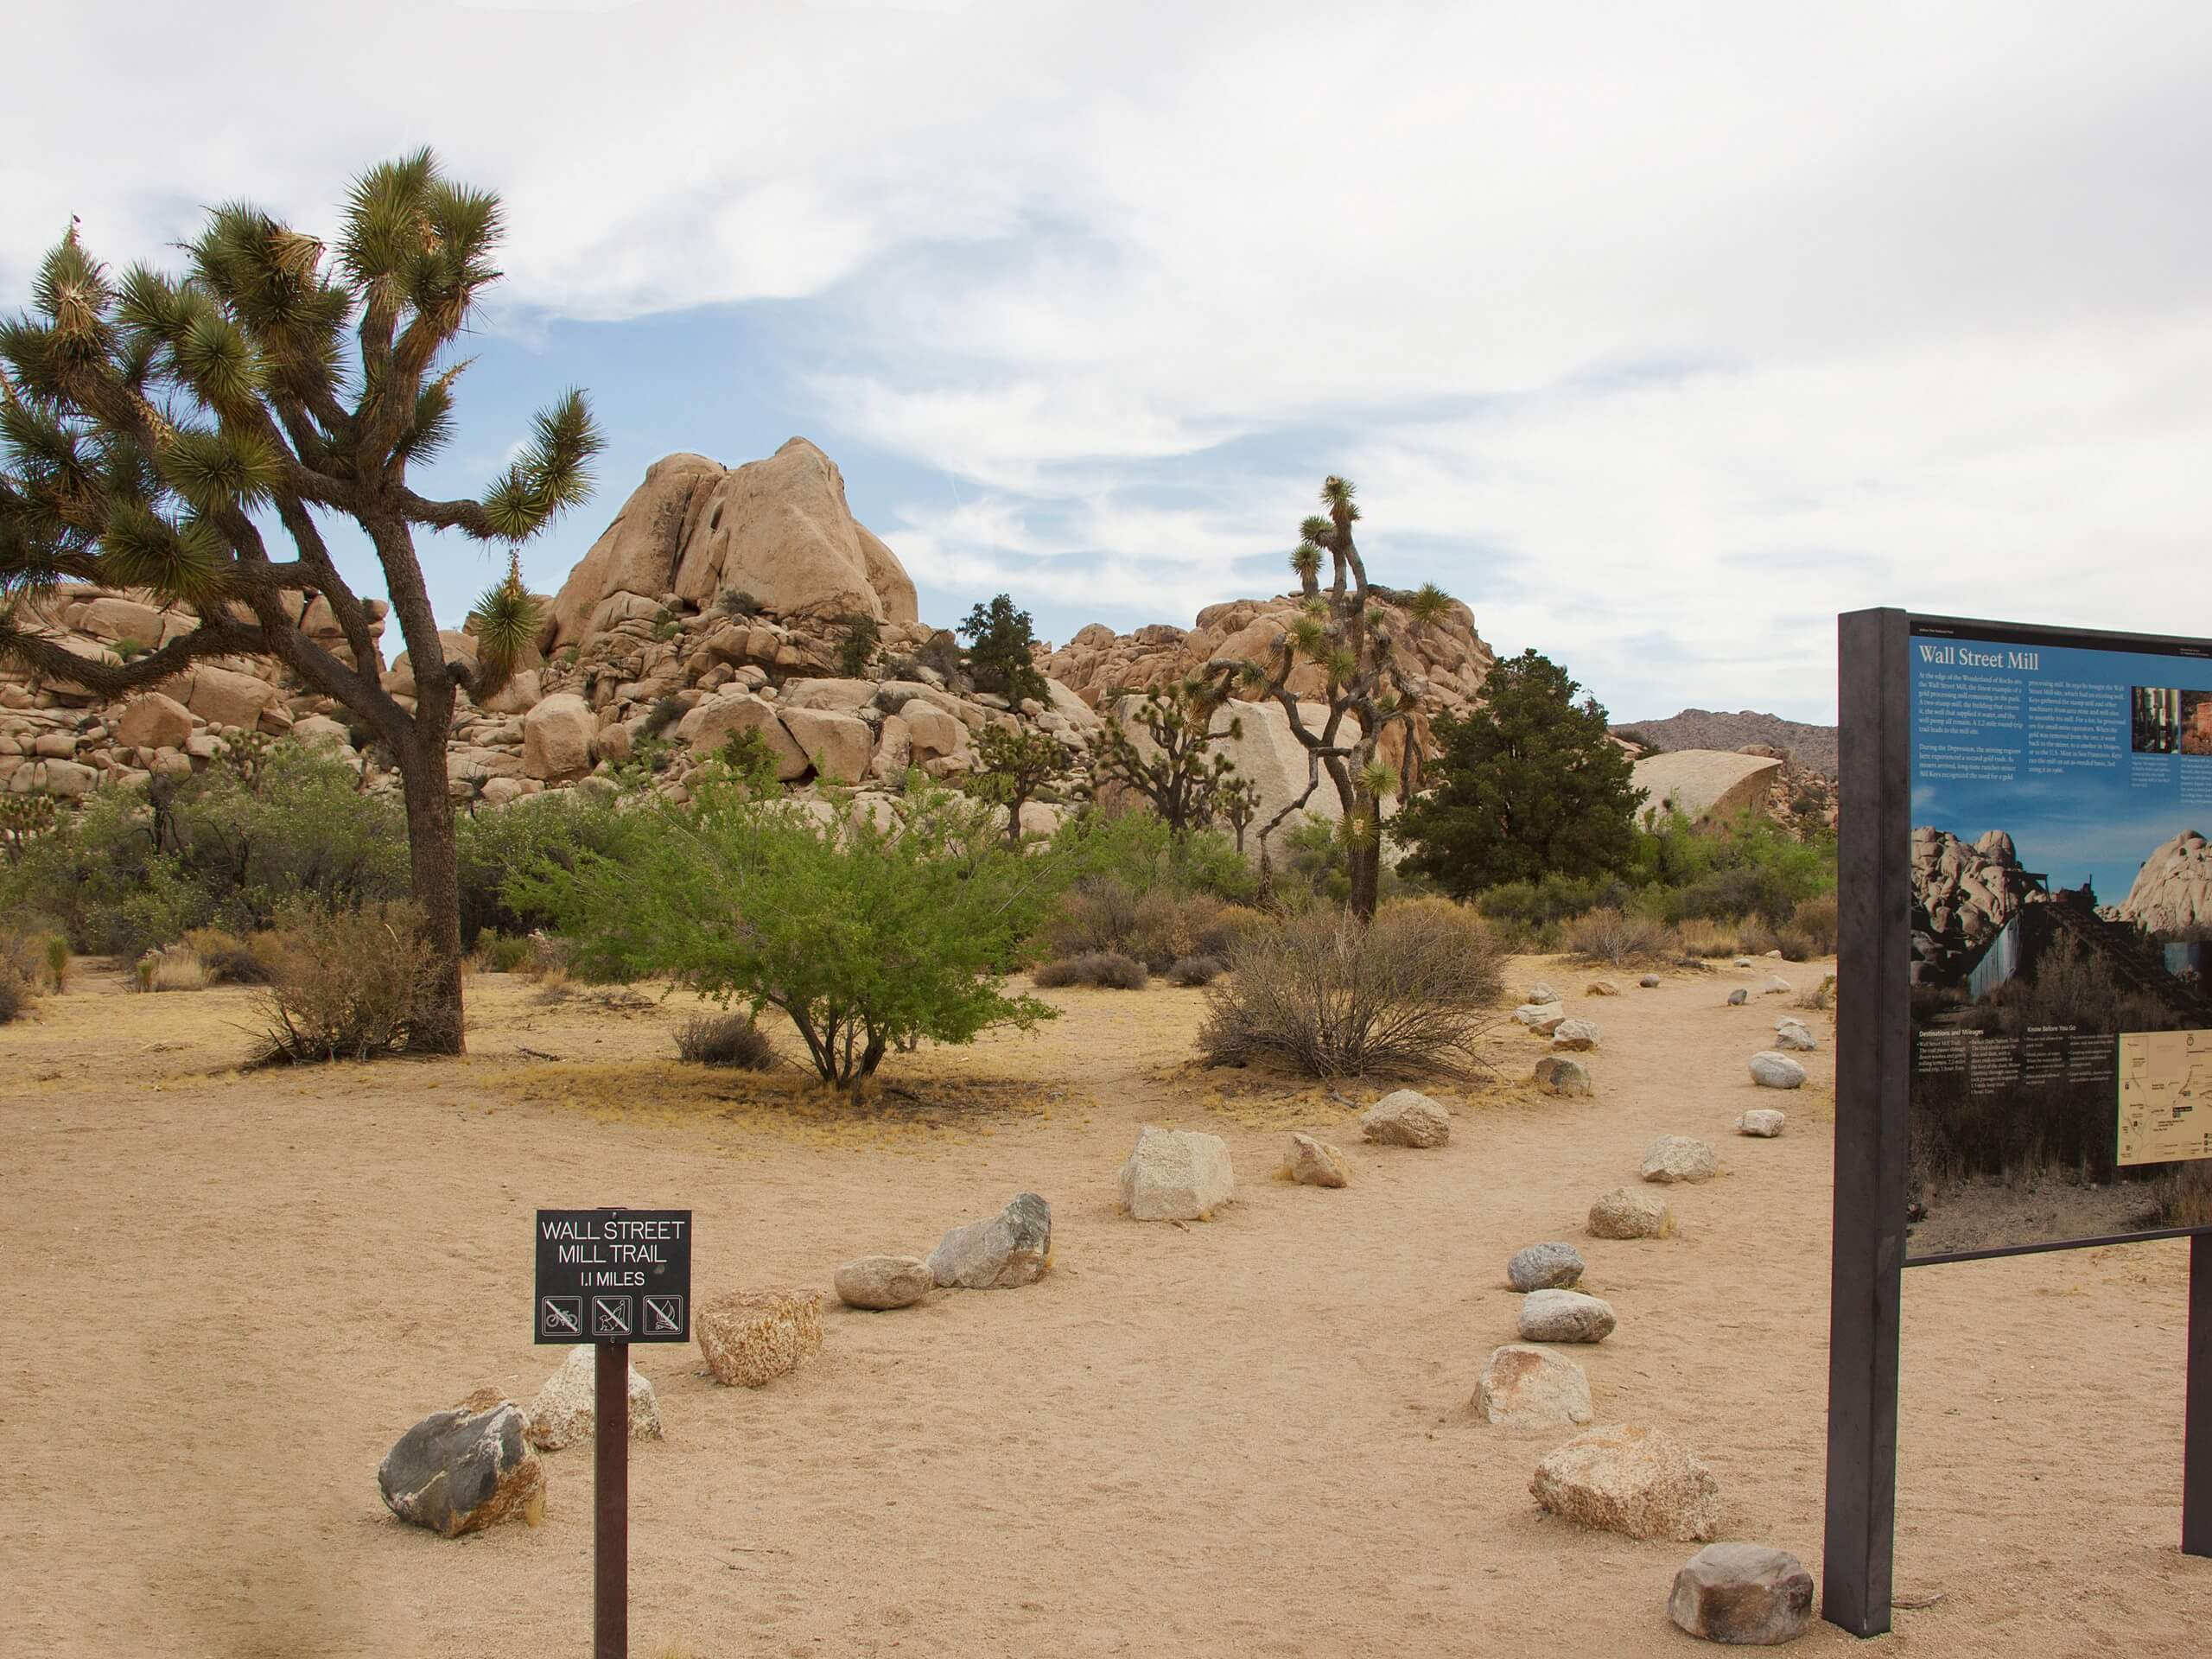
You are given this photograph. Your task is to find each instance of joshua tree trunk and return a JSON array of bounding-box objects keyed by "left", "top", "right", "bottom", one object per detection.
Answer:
[{"left": 398, "top": 741, "right": 465, "bottom": 1053}]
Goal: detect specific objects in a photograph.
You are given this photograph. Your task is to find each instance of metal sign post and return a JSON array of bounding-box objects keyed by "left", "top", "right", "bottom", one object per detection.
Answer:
[{"left": 536, "top": 1207, "right": 694, "bottom": 1659}]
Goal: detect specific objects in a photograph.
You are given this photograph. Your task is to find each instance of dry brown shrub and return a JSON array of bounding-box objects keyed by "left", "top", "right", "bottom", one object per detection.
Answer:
[
  {"left": 1041, "top": 878, "right": 1239, "bottom": 972},
  {"left": 1034, "top": 951, "right": 1148, "bottom": 989},
  {"left": 1198, "top": 896, "right": 1504, "bottom": 1079},
  {"left": 1168, "top": 955, "right": 1225, "bottom": 987},
  {"left": 1672, "top": 918, "right": 1738, "bottom": 958},
  {"left": 137, "top": 943, "right": 208, "bottom": 992},
  {"left": 183, "top": 927, "right": 275, "bottom": 984},
  {"left": 0, "top": 963, "right": 30, "bottom": 1024},
  {"left": 1790, "top": 893, "right": 1840, "bottom": 955},
  {"left": 1562, "top": 906, "right": 1674, "bottom": 966},
  {"left": 254, "top": 901, "right": 435, "bottom": 1063},
  {"left": 674, "top": 1012, "right": 778, "bottom": 1070}
]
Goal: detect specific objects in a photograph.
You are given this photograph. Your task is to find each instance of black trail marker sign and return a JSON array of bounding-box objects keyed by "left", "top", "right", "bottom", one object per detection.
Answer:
[
  {"left": 536, "top": 1208, "right": 692, "bottom": 1346},
  {"left": 536, "top": 1208, "right": 692, "bottom": 1659}
]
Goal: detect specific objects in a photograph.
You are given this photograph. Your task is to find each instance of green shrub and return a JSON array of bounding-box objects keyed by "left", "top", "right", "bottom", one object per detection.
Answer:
[
  {"left": 471, "top": 930, "right": 537, "bottom": 973},
  {"left": 674, "top": 1012, "right": 778, "bottom": 1070},
  {"left": 516, "top": 782, "right": 1055, "bottom": 1089},
  {"left": 455, "top": 791, "right": 625, "bottom": 946},
  {"left": 717, "top": 589, "right": 760, "bottom": 618},
  {"left": 643, "top": 696, "right": 686, "bottom": 737},
  {"left": 1033, "top": 952, "right": 1148, "bottom": 990},
  {"left": 1, "top": 741, "right": 407, "bottom": 955},
  {"left": 1198, "top": 896, "right": 1505, "bottom": 1079},
  {"left": 255, "top": 901, "right": 434, "bottom": 1064},
  {"left": 836, "top": 613, "right": 881, "bottom": 678}
]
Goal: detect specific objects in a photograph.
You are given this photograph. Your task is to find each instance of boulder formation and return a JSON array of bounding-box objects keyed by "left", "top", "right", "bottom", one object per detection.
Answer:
[
  {"left": 2117, "top": 830, "right": 2212, "bottom": 933},
  {"left": 1910, "top": 826, "right": 2037, "bottom": 985},
  {"left": 543, "top": 439, "right": 919, "bottom": 654},
  {"left": 1631, "top": 749, "right": 1785, "bottom": 827}
]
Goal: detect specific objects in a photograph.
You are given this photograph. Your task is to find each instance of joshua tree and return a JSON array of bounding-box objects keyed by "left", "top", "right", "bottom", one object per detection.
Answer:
[
  {"left": 0, "top": 149, "right": 602, "bottom": 1052},
  {"left": 1090, "top": 676, "right": 1245, "bottom": 838},
  {"left": 1212, "top": 476, "right": 1452, "bottom": 920}
]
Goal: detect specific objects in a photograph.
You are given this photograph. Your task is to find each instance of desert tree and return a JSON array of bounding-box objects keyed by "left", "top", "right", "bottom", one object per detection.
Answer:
[
  {"left": 1209, "top": 477, "right": 1451, "bottom": 919},
  {"left": 1090, "top": 676, "right": 1245, "bottom": 837},
  {"left": 1393, "top": 647, "right": 1645, "bottom": 899},
  {"left": 957, "top": 593, "right": 1048, "bottom": 705},
  {"left": 0, "top": 149, "right": 602, "bottom": 1052},
  {"left": 965, "top": 721, "right": 1072, "bottom": 846}
]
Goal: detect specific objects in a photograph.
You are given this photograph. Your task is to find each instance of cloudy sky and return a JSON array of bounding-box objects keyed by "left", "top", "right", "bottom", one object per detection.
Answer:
[{"left": 6, "top": 0, "right": 2209, "bottom": 723}]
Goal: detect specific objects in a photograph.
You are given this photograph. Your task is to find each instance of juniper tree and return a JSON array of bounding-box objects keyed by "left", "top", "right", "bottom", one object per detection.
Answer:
[
  {"left": 0, "top": 149, "right": 602, "bottom": 1052},
  {"left": 1210, "top": 477, "right": 1452, "bottom": 920},
  {"left": 965, "top": 721, "right": 1071, "bottom": 847},
  {"left": 1393, "top": 648, "right": 1645, "bottom": 897}
]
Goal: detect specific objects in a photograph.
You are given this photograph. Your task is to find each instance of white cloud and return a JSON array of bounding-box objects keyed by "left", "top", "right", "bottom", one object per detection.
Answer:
[{"left": 7, "top": 2, "right": 2210, "bottom": 720}]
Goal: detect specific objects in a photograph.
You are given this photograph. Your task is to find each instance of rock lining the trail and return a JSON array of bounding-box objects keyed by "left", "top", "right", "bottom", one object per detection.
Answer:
[
  {"left": 1120, "top": 1126, "right": 1236, "bottom": 1220},
  {"left": 1530, "top": 1424, "right": 1721, "bottom": 1541},
  {"left": 378, "top": 1395, "right": 545, "bottom": 1536},
  {"left": 1667, "top": 1542, "right": 1815, "bottom": 1644},
  {"left": 928, "top": 1192, "right": 1053, "bottom": 1287},
  {"left": 1361, "top": 1090, "right": 1452, "bottom": 1147}
]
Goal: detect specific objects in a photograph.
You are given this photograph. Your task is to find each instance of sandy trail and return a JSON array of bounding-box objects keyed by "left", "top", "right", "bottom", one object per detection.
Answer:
[{"left": 0, "top": 957, "right": 2203, "bottom": 1656}]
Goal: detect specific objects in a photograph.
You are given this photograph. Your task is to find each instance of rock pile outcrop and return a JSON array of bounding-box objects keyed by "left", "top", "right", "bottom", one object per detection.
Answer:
[
  {"left": 1910, "top": 826, "right": 2039, "bottom": 985},
  {"left": 3, "top": 436, "right": 1508, "bottom": 856},
  {"left": 2117, "top": 830, "right": 2212, "bottom": 933}
]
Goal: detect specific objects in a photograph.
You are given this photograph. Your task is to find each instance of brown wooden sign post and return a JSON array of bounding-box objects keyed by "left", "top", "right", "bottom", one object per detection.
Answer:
[{"left": 536, "top": 1208, "right": 694, "bottom": 1659}]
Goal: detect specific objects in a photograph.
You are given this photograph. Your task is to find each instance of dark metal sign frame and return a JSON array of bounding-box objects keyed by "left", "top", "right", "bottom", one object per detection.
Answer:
[{"left": 1824, "top": 608, "right": 2212, "bottom": 1637}]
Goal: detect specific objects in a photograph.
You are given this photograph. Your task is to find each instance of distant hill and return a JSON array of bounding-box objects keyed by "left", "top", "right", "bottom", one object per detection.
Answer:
[{"left": 1611, "top": 709, "right": 1839, "bottom": 779}]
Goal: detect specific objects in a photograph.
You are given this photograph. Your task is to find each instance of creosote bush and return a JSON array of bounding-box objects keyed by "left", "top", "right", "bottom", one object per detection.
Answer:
[
  {"left": 516, "top": 782, "right": 1054, "bottom": 1089},
  {"left": 255, "top": 901, "right": 434, "bottom": 1064},
  {"left": 1033, "top": 951, "right": 1148, "bottom": 990},
  {"left": 1198, "top": 896, "right": 1504, "bottom": 1079},
  {"left": 674, "top": 1012, "right": 778, "bottom": 1070}
]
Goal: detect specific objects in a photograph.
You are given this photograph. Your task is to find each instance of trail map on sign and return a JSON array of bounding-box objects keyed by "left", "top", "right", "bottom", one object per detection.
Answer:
[{"left": 2117, "top": 1030, "right": 2212, "bottom": 1166}]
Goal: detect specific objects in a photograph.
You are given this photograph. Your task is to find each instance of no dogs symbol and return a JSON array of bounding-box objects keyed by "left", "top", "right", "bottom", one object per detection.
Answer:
[{"left": 591, "top": 1295, "right": 632, "bottom": 1338}]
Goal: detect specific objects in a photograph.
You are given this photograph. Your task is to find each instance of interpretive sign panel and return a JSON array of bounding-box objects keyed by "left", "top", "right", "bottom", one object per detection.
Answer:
[
  {"left": 1826, "top": 610, "right": 2212, "bottom": 1640},
  {"left": 1903, "top": 616, "right": 2212, "bottom": 1262},
  {"left": 534, "top": 1208, "right": 692, "bottom": 1344}
]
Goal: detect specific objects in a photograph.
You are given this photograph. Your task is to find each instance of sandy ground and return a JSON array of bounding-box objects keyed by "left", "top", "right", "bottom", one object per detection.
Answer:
[{"left": 1, "top": 954, "right": 2205, "bottom": 1658}]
